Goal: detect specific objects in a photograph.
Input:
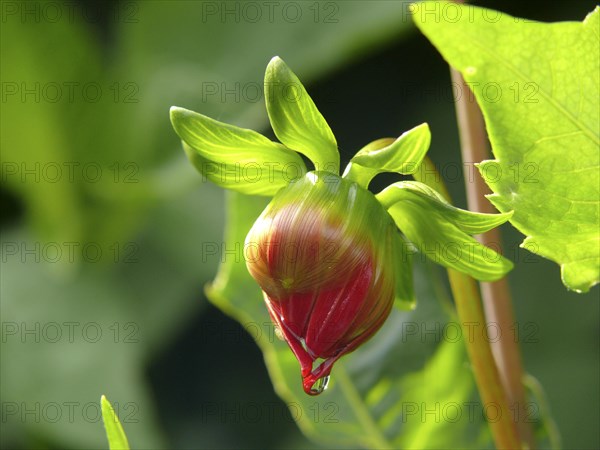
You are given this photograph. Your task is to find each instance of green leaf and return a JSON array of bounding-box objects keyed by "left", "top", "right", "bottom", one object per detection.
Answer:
[
  {"left": 205, "top": 190, "right": 490, "bottom": 449},
  {"left": 523, "top": 374, "right": 562, "bottom": 449},
  {"left": 413, "top": 3, "right": 600, "bottom": 292},
  {"left": 265, "top": 57, "right": 340, "bottom": 174},
  {"left": 345, "top": 123, "right": 431, "bottom": 187},
  {"left": 378, "top": 181, "right": 513, "bottom": 235},
  {"left": 385, "top": 198, "right": 513, "bottom": 281},
  {"left": 101, "top": 395, "right": 130, "bottom": 450},
  {"left": 170, "top": 106, "right": 306, "bottom": 196}
]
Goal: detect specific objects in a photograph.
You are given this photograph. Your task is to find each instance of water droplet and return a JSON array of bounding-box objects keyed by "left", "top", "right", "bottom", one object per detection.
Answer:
[{"left": 309, "top": 375, "right": 330, "bottom": 395}]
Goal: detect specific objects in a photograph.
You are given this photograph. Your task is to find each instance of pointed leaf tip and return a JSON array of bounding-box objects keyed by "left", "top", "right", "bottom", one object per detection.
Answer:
[
  {"left": 268, "top": 55, "right": 283, "bottom": 65},
  {"left": 101, "top": 395, "right": 130, "bottom": 450},
  {"left": 169, "top": 106, "right": 190, "bottom": 128}
]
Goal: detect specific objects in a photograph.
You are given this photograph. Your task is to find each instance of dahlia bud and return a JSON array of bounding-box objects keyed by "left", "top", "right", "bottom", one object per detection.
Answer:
[{"left": 245, "top": 171, "right": 397, "bottom": 395}]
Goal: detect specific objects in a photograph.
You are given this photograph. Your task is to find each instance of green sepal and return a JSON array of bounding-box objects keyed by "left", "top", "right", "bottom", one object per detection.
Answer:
[
  {"left": 101, "top": 395, "right": 130, "bottom": 450},
  {"left": 264, "top": 57, "right": 340, "bottom": 174},
  {"left": 344, "top": 123, "right": 431, "bottom": 188},
  {"left": 378, "top": 181, "right": 513, "bottom": 235},
  {"left": 170, "top": 106, "right": 306, "bottom": 196},
  {"left": 342, "top": 138, "right": 394, "bottom": 188},
  {"left": 393, "top": 233, "right": 416, "bottom": 310},
  {"left": 385, "top": 198, "right": 513, "bottom": 281}
]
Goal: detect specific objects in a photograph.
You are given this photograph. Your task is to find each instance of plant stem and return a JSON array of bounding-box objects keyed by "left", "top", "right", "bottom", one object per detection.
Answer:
[
  {"left": 450, "top": 68, "right": 535, "bottom": 449},
  {"left": 448, "top": 270, "right": 521, "bottom": 448},
  {"left": 415, "top": 158, "right": 521, "bottom": 449}
]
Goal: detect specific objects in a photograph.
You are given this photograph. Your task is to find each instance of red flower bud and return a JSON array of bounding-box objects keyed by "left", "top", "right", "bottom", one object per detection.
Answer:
[{"left": 245, "top": 172, "right": 396, "bottom": 394}]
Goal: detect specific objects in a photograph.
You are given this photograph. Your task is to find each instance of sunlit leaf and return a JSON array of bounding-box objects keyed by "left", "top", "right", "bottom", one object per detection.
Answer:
[
  {"left": 101, "top": 395, "right": 130, "bottom": 450},
  {"left": 414, "top": 3, "right": 600, "bottom": 292},
  {"left": 171, "top": 107, "right": 306, "bottom": 196}
]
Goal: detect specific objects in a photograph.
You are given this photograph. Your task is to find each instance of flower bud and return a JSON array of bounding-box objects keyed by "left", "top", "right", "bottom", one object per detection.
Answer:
[{"left": 245, "top": 171, "right": 396, "bottom": 395}]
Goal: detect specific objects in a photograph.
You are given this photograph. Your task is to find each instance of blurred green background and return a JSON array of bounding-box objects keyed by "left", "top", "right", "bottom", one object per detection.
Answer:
[{"left": 1, "top": 1, "right": 598, "bottom": 448}]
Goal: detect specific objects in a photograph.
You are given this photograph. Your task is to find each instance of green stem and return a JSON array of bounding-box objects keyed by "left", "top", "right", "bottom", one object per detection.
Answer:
[
  {"left": 450, "top": 67, "right": 535, "bottom": 448},
  {"left": 414, "top": 158, "right": 521, "bottom": 449},
  {"left": 447, "top": 270, "right": 521, "bottom": 449},
  {"left": 336, "top": 364, "right": 392, "bottom": 449}
]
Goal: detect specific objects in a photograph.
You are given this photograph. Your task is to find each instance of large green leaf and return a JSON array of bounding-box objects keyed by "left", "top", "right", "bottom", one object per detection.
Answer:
[
  {"left": 205, "top": 191, "right": 490, "bottom": 449},
  {"left": 413, "top": 3, "right": 600, "bottom": 292}
]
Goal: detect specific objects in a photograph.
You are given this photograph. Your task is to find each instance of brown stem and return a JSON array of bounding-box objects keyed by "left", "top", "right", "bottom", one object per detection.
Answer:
[{"left": 450, "top": 68, "right": 535, "bottom": 448}]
